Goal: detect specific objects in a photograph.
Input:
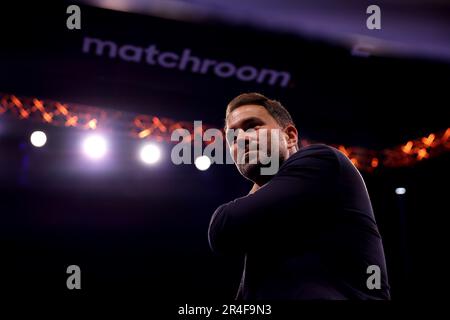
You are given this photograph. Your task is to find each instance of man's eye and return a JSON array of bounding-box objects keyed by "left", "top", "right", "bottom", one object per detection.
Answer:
[{"left": 229, "top": 134, "right": 238, "bottom": 144}]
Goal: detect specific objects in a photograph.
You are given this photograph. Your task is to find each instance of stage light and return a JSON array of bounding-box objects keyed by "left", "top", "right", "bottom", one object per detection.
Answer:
[
  {"left": 139, "top": 143, "right": 161, "bottom": 164},
  {"left": 82, "top": 134, "right": 107, "bottom": 159},
  {"left": 195, "top": 155, "right": 211, "bottom": 171},
  {"left": 30, "top": 131, "right": 47, "bottom": 147},
  {"left": 395, "top": 187, "right": 406, "bottom": 195}
]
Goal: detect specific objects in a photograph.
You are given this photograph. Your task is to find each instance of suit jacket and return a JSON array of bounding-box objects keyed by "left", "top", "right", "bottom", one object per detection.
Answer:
[{"left": 208, "top": 144, "right": 390, "bottom": 300}]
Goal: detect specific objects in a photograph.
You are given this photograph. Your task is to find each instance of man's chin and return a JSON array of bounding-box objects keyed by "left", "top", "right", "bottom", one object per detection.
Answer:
[
  {"left": 237, "top": 156, "right": 283, "bottom": 183},
  {"left": 237, "top": 163, "right": 263, "bottom": 182}
]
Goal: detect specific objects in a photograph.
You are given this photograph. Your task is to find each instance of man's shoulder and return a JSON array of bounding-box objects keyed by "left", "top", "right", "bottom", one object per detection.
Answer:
[
  {"left": 277, "top": 144, "right": 341, "bottom": 175},
  {"left": 287, "top": 143, "right": 340, "bottom": 163},
  {"left": 299, "top": 143, "right": 339, "bottom": 154}
]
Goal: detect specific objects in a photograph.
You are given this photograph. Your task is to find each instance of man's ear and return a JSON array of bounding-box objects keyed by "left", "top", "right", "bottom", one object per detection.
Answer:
[{"left": 284, "top": 125, "right": 298, "bottom": 150}]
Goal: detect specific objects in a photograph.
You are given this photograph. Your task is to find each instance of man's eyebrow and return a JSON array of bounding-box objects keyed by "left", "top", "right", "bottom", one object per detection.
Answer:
[{"left": 227, "top": 117, "right": 262, "bottom": 130}]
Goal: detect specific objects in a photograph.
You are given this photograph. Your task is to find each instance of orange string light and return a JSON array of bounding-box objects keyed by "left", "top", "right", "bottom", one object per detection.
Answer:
[
  {"left": 422, "top": 133, "right": 435, "bottom": 147},
  {"left": 401, "top": 141, "right": 413, "bottom": 154},
  {"left": 371, "top": 158, "right": 379, "bottom": 168},
  {"left": 0, "top": 93, "right": 449, "bottom": 172}
]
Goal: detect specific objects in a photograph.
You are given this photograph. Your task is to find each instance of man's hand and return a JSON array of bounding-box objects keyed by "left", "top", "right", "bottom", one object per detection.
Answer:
[{"left": 248, "top": 183, "right": 260, "bottom": 195}]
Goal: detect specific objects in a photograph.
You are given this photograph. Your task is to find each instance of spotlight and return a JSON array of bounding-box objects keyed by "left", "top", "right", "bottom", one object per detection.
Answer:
[
  {"left": 30, "top": 131, "right": 47, "bottom": 147},
  {"left": 139, "top": 143, "right": 161, "bottom": 164},
  {"left": 82, "top": 134, "right": 107, "bottom": 160},
  {"left": 195, "top": 155, "right": 211, "bottom": 171},
  {"left": 395, "top": 187, "right": 406, "bottom": 195}
]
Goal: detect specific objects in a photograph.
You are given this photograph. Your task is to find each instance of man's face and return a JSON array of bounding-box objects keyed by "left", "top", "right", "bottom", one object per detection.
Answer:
[{"left": 225, "top": 104, "right": 290, "bottom": 182}]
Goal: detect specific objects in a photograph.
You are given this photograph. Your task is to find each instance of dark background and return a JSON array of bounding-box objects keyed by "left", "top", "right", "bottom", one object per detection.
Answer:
[{"left": 0, "top": 2, "right": 449, "bottom": 302}]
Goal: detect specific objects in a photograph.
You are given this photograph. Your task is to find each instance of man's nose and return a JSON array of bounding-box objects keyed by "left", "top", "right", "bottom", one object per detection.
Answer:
[{"left": 236, "top": 129, "right": 257, "bottom": 145}]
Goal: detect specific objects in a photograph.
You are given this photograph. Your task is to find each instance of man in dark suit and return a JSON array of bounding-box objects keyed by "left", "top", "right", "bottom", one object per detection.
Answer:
[{"left": 208, "top": 93, "right": 390, "bottom": 300}]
